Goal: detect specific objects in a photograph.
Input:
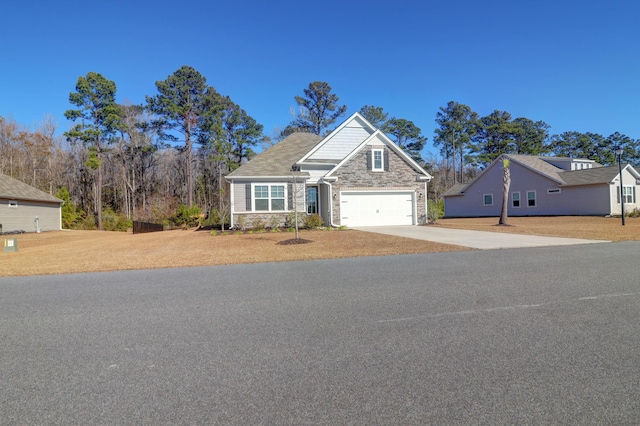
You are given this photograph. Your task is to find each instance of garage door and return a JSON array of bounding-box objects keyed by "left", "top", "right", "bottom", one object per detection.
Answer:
[{"left": 340, "top": 191, "right": 414, "bottom": 226}]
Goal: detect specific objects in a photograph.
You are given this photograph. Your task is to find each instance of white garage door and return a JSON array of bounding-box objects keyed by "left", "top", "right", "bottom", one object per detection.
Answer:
[{"left": 340, "top": 191, "right": 414, "bottom": 226}]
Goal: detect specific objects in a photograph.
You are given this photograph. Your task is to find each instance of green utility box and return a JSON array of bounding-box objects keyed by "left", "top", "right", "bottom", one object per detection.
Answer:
[{"left": 3, "top": 238, "right": 18, "bottom": 252}]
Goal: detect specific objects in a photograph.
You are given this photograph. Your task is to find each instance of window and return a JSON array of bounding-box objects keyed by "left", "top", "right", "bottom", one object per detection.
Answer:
[
  {"left": 8, "top": 200, "right": 17, "bottom": 208},
  {"left": 622, "top": 186, "right": 635, "bottom": 204},
  {"left": 306, "top": 186, "right": 318, "bottom": 214},
  {"left": 372, "top": 149, "right": 384, "bottom": 171},
  {"left": 512, "top": 192, "right": 520, "bottom": 208},
  {"left": 254, "top": 184, "right": 286, "bottom": 211},
  {"left": 483, "top": 193, "right": 493, "bottom": 206},
  {"left": 527, "top": 191, "right": 536, "bottom": 207}
]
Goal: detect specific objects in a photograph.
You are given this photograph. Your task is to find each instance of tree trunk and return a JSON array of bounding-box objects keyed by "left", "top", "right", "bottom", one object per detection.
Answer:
[{"left": 499, "top": 158, "right": 510, "bottom": 225}]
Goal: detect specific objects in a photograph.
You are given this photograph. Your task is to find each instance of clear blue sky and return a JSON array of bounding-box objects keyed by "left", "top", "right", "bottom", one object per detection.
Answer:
[{"left": 2, "top": 0, "right": 639, "bottom": 157}]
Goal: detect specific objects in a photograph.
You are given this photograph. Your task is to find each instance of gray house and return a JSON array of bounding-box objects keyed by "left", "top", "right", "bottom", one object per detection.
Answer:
[
  {"left": 0, "top": 173, "right": 62, "bottom": 233},
  {"left": 226, "top": 112, "right": 432, "bottom": 228},
  {"left": 444, "top": 154, "right": 640, "bottom": 217}
]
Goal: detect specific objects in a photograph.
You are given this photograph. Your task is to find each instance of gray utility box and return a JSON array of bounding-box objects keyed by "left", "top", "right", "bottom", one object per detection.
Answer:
[{"left": 3, "top": 238, "right": 18, "bottom": 252}]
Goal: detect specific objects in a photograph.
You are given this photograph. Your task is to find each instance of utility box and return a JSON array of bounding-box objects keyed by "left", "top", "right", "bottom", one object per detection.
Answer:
[{"left": 3, "top": 238, "right": 18, "bottom": 252}]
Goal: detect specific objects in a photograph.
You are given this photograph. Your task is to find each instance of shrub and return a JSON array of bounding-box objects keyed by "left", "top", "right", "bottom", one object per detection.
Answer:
[
  {"left": 427, "top": 199, "right": 443, "bottom": 223},
  {"left": 303, "top": 213, "right": 323, "bottom": 229},
  {"left": 285, "top": 212, "right": 303, "bottom": 228},
  {"left": 236, "top": 215, "right": 247, "bottom": 231},
  {"left": 171, "top": 204, "right": 201, "bottom": 227},
  {"left": 102, "top": 208, "right": 132, "bottom": 232},
  {"left": 251, "top": 217, "right": 266, "bottom": 230},
  {"left": 268, "top": 215, "right": 281, "bottom": 229}
]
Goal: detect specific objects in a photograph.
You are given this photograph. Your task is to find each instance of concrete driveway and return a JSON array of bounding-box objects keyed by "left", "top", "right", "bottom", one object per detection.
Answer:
[{"left": 353, "top": 225, "right": 610, "bottom": 249}]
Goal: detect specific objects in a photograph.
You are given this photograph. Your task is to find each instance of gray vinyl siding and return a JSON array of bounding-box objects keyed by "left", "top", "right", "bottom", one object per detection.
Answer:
[
  {"left": 0, "top": 198, "right": 61, "bottom": 232},
  {"left": 308, "top": 126, "right": 372, "bottom": 161},
  {"left": 444, "top": 160, "right": 616, "bottom": 217},
  {"left": 233, "top": 182, "right": 248, "bottom": 213}
]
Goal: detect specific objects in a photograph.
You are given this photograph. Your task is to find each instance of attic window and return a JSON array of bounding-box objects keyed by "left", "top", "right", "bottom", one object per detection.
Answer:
[
  {"left": 8, "top": 200, "right": 18, "bottom": 208},
  {"left": 547, "top": 188, "right": 561, "bottom": 194},
  {"left": 372, "top": 149, "right": 384, "bottom": 171}
]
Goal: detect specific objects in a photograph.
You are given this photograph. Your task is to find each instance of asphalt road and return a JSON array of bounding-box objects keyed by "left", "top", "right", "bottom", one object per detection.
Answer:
[{"left": 1, "top": 242, "right": 639, "bottom": 424}]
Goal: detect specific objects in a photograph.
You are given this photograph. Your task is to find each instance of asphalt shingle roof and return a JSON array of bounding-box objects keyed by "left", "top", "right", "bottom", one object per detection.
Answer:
[
  {"left": 0, "top": 173, "right": 62, "bottom": 203},
  {"left": 227, "top": 132, "right": 323, "bottom": 178}
]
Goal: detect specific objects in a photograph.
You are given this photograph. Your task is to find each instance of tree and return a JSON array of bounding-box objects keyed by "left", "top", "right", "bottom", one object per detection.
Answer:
[
  {"left": 384, "top": 117, "right": 427, "bottom": 163},
  {"left": 550, "top": 131, "right": 613, "bottom": 165},
  {"left": 499, "top": 157, "right": 510, "bottom": 225},
  {"left": 433, "top": 101, "right": 479, "bottom": 186},
  {"left": 359, "top": 105, "right": 389, "bottom": 129},
  {"left": 146, "top": 65, "right": 220, "bottom": 206},
  {"left": 288, "top": 81, "right": 347, "bottom": 135},
  {"left": 470, "top": 110, "right": 517, "bottom": 166},
  {"left": 64, "top": 72, "right": 120, "bottom": 230},
  {"left": 510, "top": 118, "right": 550, "bottom": 156}
]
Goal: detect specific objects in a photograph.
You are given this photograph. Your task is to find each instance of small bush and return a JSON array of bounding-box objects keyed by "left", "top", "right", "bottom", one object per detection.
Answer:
[
  {"left": 236, "top": 215, "right": 247, "bottom": 231},
  {"left": 251, "top": 217, "right": 266, "bottom": 230},
  {"left": 626, "top": 208, "right": 640, "bottom": 218},
  {"left": 102, "top": 208, "right": 132, "bottom": 232},
  {"left": 285, "top": 212, "right": 303, "bottom": 228},
  {"left": 427, "top": 199, "right": 443, "bottom": 223},
  {"left": 268, "top": 215, "right": 281, "bottom": 229},
  {"left": 303, "top": 214, "right": 323, "bottom": 229},
  {"left": 171, "top": 204, "right": 201, "bottom": 228}
]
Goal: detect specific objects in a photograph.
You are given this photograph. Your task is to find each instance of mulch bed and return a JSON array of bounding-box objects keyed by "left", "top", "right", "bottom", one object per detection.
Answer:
[{"left": 277, "top": 238, "right": 313, "bottom": 245}]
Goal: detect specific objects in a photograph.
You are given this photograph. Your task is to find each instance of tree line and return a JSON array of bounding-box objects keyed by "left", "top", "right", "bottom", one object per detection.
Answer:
[{"left": 1, "top": 68, "right": 638, "bottom": 229}]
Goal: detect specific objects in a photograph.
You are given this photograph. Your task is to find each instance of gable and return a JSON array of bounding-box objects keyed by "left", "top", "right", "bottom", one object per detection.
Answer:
[{"left": 301, "top": 113, "right": 375, "bottom": 162}]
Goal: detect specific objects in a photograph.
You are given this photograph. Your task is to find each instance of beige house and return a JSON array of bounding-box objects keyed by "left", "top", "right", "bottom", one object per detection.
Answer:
[
  {"left": 225, "top": 113, "right": 432, "bottom": 228},
  {"left": 0, "top": 173, "right": 62, "bottom": 233}
]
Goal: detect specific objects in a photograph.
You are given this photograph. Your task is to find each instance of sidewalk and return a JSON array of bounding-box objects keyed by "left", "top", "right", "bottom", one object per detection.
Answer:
[{"left": 353, "top": 225, "right": 610, "bottom": 250}]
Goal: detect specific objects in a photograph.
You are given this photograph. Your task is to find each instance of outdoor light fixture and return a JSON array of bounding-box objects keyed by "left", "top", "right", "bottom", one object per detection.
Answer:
[{"left": 615, "top": 146, "right": 625, "bottom": 226}]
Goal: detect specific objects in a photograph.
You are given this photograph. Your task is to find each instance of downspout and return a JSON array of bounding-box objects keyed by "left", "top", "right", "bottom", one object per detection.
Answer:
[{"left": 227, "top": 178, "right": 235, "bottom": 229}]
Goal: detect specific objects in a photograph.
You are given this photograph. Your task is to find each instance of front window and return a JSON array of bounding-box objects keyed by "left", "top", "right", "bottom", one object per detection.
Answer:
[
  {"left": 306, "top": 187, "right": 318, "bottom": 214},
  {"left": 483, "top": 193, "right": 493, "bottom": 206},
  {"left": 254, "top": 184, "right": 286, "bottom": 211},
  {"left": 623, "top": 186, "right": 635, "bottom": 204},
  {"left": 527, "top": 191, "right": 536, "bottom": 207},
  {"left": 372, "top": 149, "right": 384, "bottom": 171}
]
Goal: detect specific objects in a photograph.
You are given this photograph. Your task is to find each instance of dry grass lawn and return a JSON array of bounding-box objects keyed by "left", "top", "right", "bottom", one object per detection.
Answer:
[
  {"left": 1, "top": 229, "right": 468, "bottom": 277},
  {"left": 435, "top": 216, "right": 640, "bottom": 242},
  {"left": 2, "top": 216, "right": 638, "bottom": 277}
]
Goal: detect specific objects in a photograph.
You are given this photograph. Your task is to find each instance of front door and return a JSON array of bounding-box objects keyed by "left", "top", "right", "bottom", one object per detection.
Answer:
[{"left": 306, "top": 186, "right": 319, "bottom": 214}]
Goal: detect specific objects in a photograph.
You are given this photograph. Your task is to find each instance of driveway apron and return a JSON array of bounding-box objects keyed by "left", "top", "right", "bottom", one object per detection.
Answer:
[{"left": 353, "top": 225, "right": 610, "bottom": 250}]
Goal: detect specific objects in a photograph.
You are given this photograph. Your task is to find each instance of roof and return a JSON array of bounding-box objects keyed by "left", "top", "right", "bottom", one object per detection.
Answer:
[
  {"left": 226, "top": 132, "right": 323, "bottom": 178},
  {"left": 0, "top": 173, "right": 62, "bottom": 203},
  {"left": 560, "top": 165, "right": 621, "bottom": 186}
]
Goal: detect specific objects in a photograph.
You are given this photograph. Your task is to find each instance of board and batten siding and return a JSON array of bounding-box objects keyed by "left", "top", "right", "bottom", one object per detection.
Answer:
[
  {"left": 0, "top": 198, "right": 61, "bottom": 232},
  {"left": 308, "top": 125, "right": 372, "bottom": 161}
]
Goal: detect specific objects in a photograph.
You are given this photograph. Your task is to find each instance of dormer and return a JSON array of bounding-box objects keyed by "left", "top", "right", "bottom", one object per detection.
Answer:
[{"left": 542, "top": 157, "right": 597, "bottom": 171}]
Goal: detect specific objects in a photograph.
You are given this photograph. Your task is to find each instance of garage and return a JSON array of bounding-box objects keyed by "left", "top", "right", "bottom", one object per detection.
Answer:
[{"left": 340, "top": 191, "right": 415, "bottom": 226}]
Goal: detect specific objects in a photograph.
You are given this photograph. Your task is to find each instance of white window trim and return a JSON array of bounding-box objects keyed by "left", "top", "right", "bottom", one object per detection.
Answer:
[
  {"left": 622, "top": 185, "right": 635, "bottom": 204},
  {"left": 8, "top": 200, "right": 18, "bottom": 208},
  {"left": 527, "top": 190, "right": 537, "bottom": 207},
  {"left": 512, "top": 191, "right": 521, "bottom": 208},
  {"left": 547, "top": 188, "right": 561, "bottom": 194},
  {"left": 371, "top": 148, "right": 384, "bottom": 172},
  {"left": 483, "top": 193, "right": 493, "bottom": 206},
  {"left": 252, "top": 183, "right": 287, "bottom": 212}
]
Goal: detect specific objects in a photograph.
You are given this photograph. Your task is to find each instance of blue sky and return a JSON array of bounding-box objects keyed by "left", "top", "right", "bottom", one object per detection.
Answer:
[{"left": 2, "top": 0, "right": 639, "bottom": 157}]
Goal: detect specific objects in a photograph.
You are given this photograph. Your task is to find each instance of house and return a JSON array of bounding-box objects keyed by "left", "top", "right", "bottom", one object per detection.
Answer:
[
  {"left": 0, "top": 173, "right": 62, "bottom": 233},
  {"left": 444, "top": 154, "right": 640, "bottom": 217},
  {"left": 225, "top": 112, "right": 432, "bottom": 228}
]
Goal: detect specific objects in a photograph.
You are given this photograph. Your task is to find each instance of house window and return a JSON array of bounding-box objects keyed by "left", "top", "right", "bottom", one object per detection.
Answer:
[
  {"left": 372, "top": 149, "right": 384, "bottom": 171},
  {"left": 254, "top": 184, "right": 286, "bottom": 211},
  {"left": 483, "top": 193, "right": 493, "bottom": 206},
  {"left": 547, "top": 188, "right": 561, "bottom": 194},
  {"left": 512, "top": 192, "right": 520, "bottom": 208},
  {"left": 307, "top": 186, "right": 318, "bottom": 214},
  {"left": 622, "top": 186, "right": 635, "bottom": 204},
  {"left": 8, "top": 200, "right": 18, "bottom": 208},
  {"left": 527, "top": 191, "right": 536, "bottom": 207}
]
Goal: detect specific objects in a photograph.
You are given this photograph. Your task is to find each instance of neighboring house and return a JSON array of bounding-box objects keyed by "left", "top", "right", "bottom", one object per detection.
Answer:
[
  {"left": 225, "top": 112, "right": 432, "bottom": 228},
  {"left": 444, "top": 154, "right": 640, "bottom": 217},
  {"left": 0, "top": 173, "right": 62, "bottom": 233}
]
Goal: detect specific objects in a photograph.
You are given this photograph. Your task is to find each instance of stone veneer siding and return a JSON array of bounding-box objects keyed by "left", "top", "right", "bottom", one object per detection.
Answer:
[{"left": 330, "top": 145, "right": 427, "bottom": 225}]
